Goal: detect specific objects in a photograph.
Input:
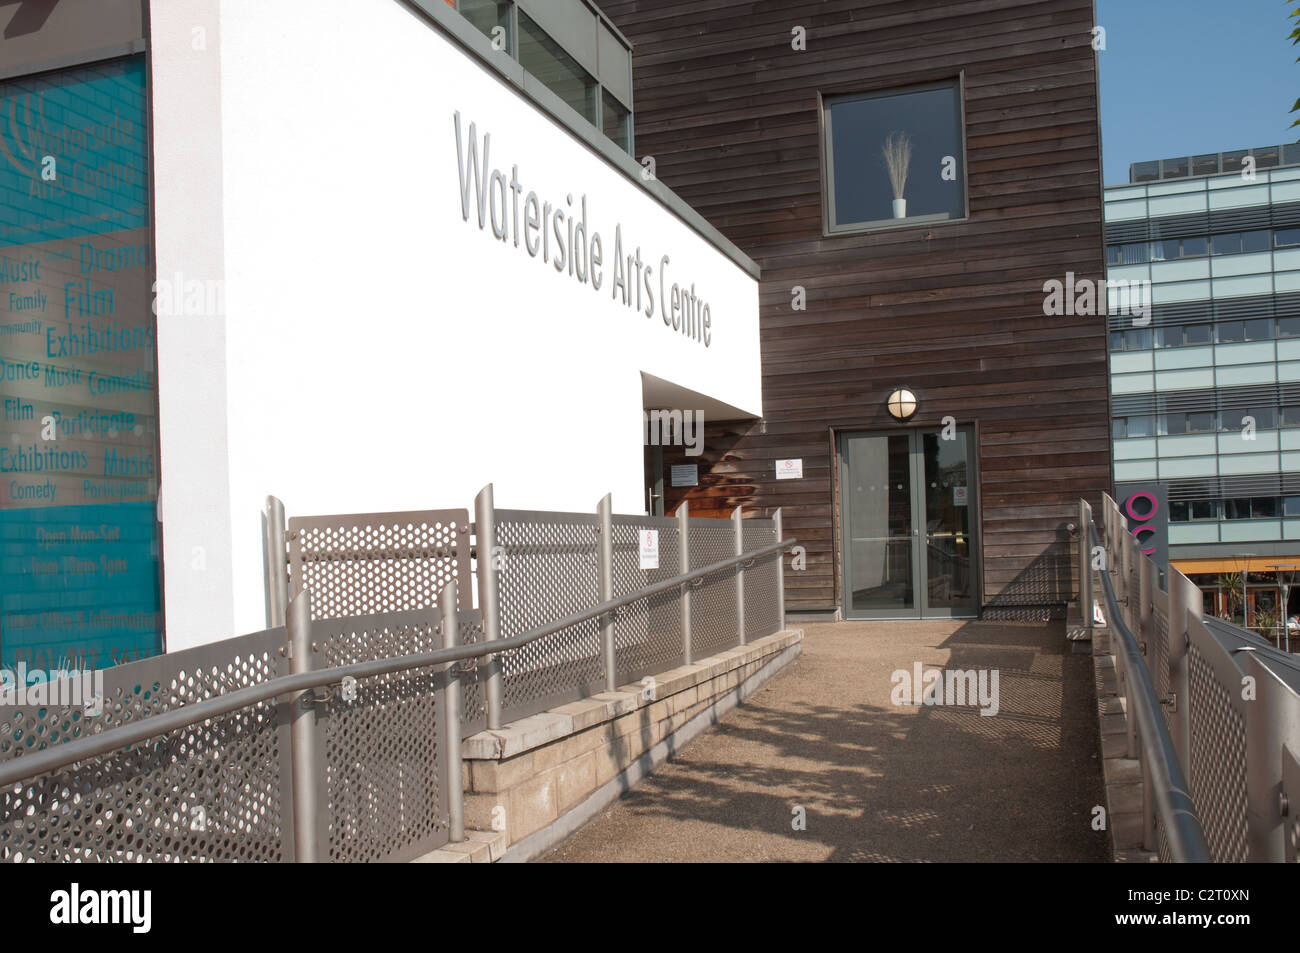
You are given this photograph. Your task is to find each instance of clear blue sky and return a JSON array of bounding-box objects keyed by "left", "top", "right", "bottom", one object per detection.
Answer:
[{"left": 1097, "top": 0, "right": 1297, "bottom": 185}]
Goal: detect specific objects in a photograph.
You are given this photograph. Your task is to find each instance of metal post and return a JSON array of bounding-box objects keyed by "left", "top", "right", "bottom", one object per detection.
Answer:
[
  {"left": 597, "top": 493, "right": 617, "bottom": 691},
  {"left": 264, "top": 495, "right": 289, "bottom": 627},
  {"left": 1081, "top": 499, "right": 1094, "bottom": 638},
  {"left": 774, "top": 508, "right": 786, "bottom": 631},
  {"left": 441, "top": 580, "right": 465, "bottom": 843},
  {"left": 475, "top": 484, "right": 504, "bottom": 730},
  {"left": 678, "top": 500, "right": 692, "bottom": 665},
  {"left": 1118, "top": 511, "right": 1132, "bottom": 628},
  {"left": 733, "top": 506, "right": 746, "bottom": 646},
  {"left": 287, "top": 590, "right": 319, "bottom": 863},
  {"left": 1139, "top": 548, "right": 1153, "bottom": 662}
]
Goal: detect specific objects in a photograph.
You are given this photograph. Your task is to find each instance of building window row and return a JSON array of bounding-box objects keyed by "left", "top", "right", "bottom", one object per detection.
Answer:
[
  {"left": 1107, "top": 227, "right": 1300, "bottom": 266},
  {"left": 452, "top": 0, "right": 633, "bottom": 153},
  {"left": 1109, "top": 315, "right": 1300, "bottom": 351},
  {"left": 1112, "top": 404, "right": 1300, "bottom": 437},
  {"left": 1171, "top": 497, "right": 1300, "bottom": 522}
]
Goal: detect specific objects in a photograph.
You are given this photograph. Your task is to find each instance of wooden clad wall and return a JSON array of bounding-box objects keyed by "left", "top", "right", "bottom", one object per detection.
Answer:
[{"left": 605, "top": 0, "right": 1113, "bottom": 613}]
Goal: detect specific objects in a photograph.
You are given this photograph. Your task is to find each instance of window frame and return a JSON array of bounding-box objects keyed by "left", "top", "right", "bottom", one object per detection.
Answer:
[{"left": 819, "top": 75, "right": 970, "bottom": 238}]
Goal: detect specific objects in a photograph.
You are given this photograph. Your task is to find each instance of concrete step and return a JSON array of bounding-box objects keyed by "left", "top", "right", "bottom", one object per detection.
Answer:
[{"left": 411, "top": 829, "right": 506, "bottom": 864}]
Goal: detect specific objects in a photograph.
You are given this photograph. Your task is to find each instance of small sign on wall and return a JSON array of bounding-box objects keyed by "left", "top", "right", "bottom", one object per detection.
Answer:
[
  {"left": 639, "top": 530, "right": 660, "bottom": 570},
  {"left": 671, "top": 464, "right": 699, "bottom": 487},
  {"left": 775, "top": 459, "right": 803, "bottom": 480},
  {"left": 953, "top": 486, "right": 968, "bottom": 506}
]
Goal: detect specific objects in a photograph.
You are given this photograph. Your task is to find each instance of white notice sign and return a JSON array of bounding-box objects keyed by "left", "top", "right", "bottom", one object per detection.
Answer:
[
  {"left": 671, "top": 464, "right": 699, "bottom": 487},
  {"left": 953, "top": 486, "right": 968, "bottom": 506},
  {"left": 775, "top": 459, "right": 803, "bottom": 480},
  {"left": 639, "top": 529, "right": 660, "bottom": 570}
]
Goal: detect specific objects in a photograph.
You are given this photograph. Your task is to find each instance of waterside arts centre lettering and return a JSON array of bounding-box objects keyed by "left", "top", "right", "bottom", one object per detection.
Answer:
[{"left": 454, "top": 112, "right": 714, "bottom": 347}]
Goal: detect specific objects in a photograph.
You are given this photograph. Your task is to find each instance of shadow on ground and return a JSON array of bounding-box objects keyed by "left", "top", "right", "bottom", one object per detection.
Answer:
[{"left": 540, "top": 618, "right": 1108, "bottom": 862}]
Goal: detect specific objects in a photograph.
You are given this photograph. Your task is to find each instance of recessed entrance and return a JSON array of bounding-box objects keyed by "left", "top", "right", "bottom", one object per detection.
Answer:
[{"left": 839, "top": 427, "right": 979, "bottom": 619}]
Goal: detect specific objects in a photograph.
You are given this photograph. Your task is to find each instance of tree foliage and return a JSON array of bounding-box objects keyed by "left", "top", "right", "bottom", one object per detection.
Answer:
[{"left": 1291, "top": 0, "right": 1300, "bottom": 126}]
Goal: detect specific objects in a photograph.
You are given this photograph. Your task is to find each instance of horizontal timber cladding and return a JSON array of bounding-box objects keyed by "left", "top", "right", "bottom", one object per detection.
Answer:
[{"left": 607, "top": 0, "right": 1113, "bottom": 612}]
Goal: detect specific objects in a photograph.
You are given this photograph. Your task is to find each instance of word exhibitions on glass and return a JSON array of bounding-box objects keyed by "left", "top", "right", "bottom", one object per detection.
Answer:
[{"left": 454, "top": 112, "right": 714, "bottom": 347}]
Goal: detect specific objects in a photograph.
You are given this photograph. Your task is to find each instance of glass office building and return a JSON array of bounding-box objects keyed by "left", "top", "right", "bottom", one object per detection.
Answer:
[{"left": 1104, "top": 145, "right": 1300, "bottom": 633}]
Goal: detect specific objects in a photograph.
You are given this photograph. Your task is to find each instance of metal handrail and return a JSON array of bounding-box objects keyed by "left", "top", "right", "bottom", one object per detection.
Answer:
[
  {"left": 0, "top": 536, "right": 796, "bottom": 789},
  {"left": 1088, "top": 520, "right": 1212, "bottom": 863}
]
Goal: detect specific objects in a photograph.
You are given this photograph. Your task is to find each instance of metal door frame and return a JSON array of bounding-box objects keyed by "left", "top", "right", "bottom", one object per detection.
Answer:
[{"left": 839, "top": 427, "right": 981, "bottom": 620}]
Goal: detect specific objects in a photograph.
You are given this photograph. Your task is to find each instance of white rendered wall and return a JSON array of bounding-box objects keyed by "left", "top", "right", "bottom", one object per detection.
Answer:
[{"left": 149, "top": 0, "right": 763, "bottom": 649}]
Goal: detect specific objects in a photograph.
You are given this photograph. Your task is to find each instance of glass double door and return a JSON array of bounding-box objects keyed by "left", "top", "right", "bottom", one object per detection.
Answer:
[{"left": 839, "top": 428, "right": 979, "bottom": 619}]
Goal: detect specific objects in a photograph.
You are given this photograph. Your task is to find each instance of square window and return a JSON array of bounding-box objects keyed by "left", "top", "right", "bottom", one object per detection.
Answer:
[
  {"left": 1112, "top": 419, "right": 1126, "bottom": 439},
  {"left": 459, "top": 0, "right": 514, "bottom": 55},
  {"left": 1192, "top": 154, "right": 1220, "bottom": 176},
  {"left": 601, "top": 94, "right": 631, "bottom": 153},
  {"left": 1252, "top": 407, "right": 1277, "bottom": 429},
  {"left": 1181, "top": 236, "right": 1208, "bottom": 257},
  {"left": 1224, "top": 498, "right": 1252, "bottom": 520},
  {"left": 1109, "top": 331, "right": 1123, "bottom": 351},
  {"left": 1242, "top": 230, "right": 1271, "bottom": 253},
  {"left": 1162, "top": 412, "right": 1187, "bottom": 435},
  {"left": 1157, "top": 239, "right": 1181, "bottom": 260},
  {"left": 518, "top": 10, "right": 598, "bottom": 124},
  {"left": 1252, "top": 497, "right": 1279, "bottom": 519},
  {"left": 1155, "top": 326, "right": 1180, "bottom": 349},
  {"left": 1253, "top": 146, "right": 1281, "bottom": 169},
  {"left": 1218, "top": 321, "right": 1245, "bottom": 343},
  {"left": 1191, "top": 500, "right": 1216, "bottom": 520},
  {"left": 1279, "top": 316, "right": 1300, "bottom": 337},
  {"left": 1284, "top": 496, "right": 1300, "bottom": 517},
  {"left": 1282, "top": 406, "right": 1300, "bottom": 427},
  {"left": 1244, "top": 318, "right": 1273, "bottom": 341},
  {"left": 1276, "top": 227, "right": 1300, "bottom": 249},
  {"left": 824, "top": 82, "right": 966, "bottom": 233},
  {"left": 1184, "top": 324, "right": 1213, "bottom": 346},
  {"left": 1127, "top": 415, "right": 1154, "bottom": 437},
  {"left": 1187, "top": 411, "right": 1215, "bottom": 433},
  {"left": 1222, "top": 150, "right": 1249, "bottom": 175},
  {"left": 1107, "top": 245, "right": 1123, "bottom": 266},
  {"left": 1170, "top": 501, "right": 1189, "bottom": 522},
  {"left": 1132, "top": 161, "right": 1160, "bottom": 183},
  {"left": 1162, "top": 156, "right": 1189, "bottom": 178},
  {"left": 1120, "top": 242, "right": 1150, "bottom": 265},
  {"left": 1124, "top": 328, "right": 1151, "bottom": 350},
  {"left": 1211, "top": 232, "right": 1242, "bottom": 256}
]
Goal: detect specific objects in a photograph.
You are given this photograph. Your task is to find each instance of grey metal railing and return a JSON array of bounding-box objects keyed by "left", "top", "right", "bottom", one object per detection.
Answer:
[
  {"left": 0, "top": 486, "right": 794, "bottom": 863},
  {"left": 1079, "top": 493, "right": 1300, "bottom": 863}
]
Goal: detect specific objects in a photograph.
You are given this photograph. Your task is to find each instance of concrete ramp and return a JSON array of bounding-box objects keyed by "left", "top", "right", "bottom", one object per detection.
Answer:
[{"left": 542, "top": 619, "right": 1108, "bottom": 862}]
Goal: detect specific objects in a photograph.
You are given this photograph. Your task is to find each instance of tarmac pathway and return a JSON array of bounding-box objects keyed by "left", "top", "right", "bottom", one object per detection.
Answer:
[{"left": 541, "top": 618, "right": 1109, "bottom": 862}]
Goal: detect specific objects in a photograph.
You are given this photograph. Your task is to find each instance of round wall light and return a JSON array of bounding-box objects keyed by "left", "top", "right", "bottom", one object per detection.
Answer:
[{"left": 887, "top": 387, "right": 917, "bottom": 421}]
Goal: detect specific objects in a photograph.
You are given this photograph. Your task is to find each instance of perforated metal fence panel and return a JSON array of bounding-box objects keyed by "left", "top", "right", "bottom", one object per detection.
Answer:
[
  {"left": 1152, "top": 595, "right": 1172, "bottom": 733},
  {"left": 1186, "top": 628, "right": 1250, "bottom": 862},
  {"left": 742, "top": 519, "right": 782, "bottom": 642},
  {"left": 611, "top": 515, "right": 683, "bottom": 685},
  {"left": 287, "top": 508, "right": 482, "bottom": 732},
  {"left": 288, "top": 509, "right": 472, "bottom": 617},
  {"left": 0, "top": 627, "right": 293, "bottom": 862},
  {"left": 494, "top": 510, "right": 605, "bottom": 723},
  {"left": 689, "top": 518, "right": 740, "bottom": 659},
  {"left": 311, "top": 610, "right": 450, "bottom": 863}
]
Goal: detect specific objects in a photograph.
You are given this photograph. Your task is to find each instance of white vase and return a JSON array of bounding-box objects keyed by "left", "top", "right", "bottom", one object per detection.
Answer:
[{"left": 892, "top": 198, "right": 907, "bottom": 219}]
